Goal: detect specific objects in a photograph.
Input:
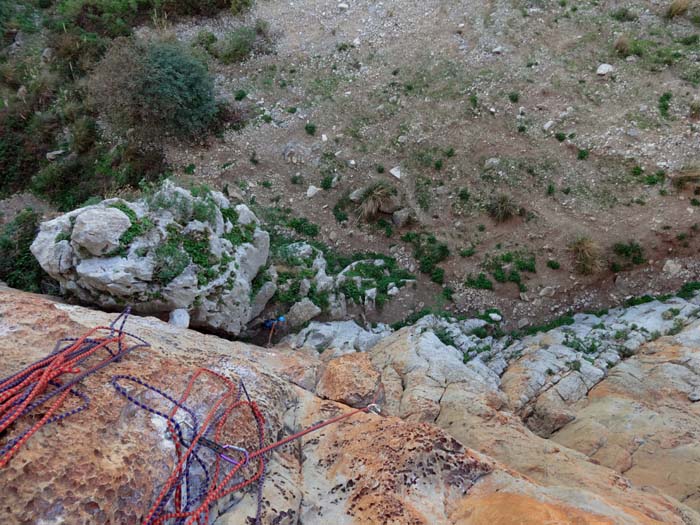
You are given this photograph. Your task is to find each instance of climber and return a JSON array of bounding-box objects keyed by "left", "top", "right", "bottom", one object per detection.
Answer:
[{"left": 263, "top": 315, "right": 286, "bottom": 347}]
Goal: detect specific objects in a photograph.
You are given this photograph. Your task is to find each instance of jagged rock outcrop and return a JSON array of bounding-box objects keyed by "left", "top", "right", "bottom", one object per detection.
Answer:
[
  {"left": 30, "top": 182, "right": 272, "bottom": 335},
  {"left": 2, "top": 288, "right": 700, "bottom": 524}
]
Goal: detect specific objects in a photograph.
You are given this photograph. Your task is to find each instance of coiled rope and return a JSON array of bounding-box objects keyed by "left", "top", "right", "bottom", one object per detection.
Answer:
[
  {"left": 0, "top": 309, "right": 149, "bottom": 468},
  {"left": 112, "top": 369, "right": 380, "bottom": 525}
]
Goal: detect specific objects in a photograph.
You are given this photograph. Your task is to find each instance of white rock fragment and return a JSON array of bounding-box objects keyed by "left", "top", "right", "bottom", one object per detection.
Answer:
[{"left": 596, "top": 64, "right": 614, "bottom": 76}]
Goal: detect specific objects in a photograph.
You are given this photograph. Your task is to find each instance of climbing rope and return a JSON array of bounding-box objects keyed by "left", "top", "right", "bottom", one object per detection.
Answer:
[
  {"left": 112, "top": 368, "right": 380, "bottom": 525},
  {"left": 0, "top": 308, "right": 149, "bottom": 468}
]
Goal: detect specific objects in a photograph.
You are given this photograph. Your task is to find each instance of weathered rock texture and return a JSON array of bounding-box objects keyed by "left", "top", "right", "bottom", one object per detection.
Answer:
[
  {"left": 30, "top": 182, "right": 272, "bottom": 335},
  {"left": 1, "top": 288, "right": 699, "bottom": 524}
]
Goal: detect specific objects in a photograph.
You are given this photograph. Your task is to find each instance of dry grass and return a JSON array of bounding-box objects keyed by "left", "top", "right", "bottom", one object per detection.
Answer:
[
  {"left": 358, "top": 181, "right": 395, "bottom": 221},
  {"left": 487, "top": 194, "right": 517, "bottom": 222},
  {"left": 690, "top": 100, "right": 700, "bottom": 120},
  {"left": 667, "top": 0, "right": 690, "bottom": 18},
  {"left": 672, "top": 166, "right": 700, "bottom": 188},
  {"left": 614, "top": 35, "right": 631, "bottom": 57},
  {"left": 570, "top": 237, "right": 603, "bottom": 275}
]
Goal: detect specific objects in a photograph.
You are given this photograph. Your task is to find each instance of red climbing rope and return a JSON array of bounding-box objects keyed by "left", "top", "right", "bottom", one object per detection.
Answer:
[
  {"left": 0, "top": 309, "right": 148, "bottom": 468},
  {"left": 115, "top": 367, "right": 381, "bottom": 525}
]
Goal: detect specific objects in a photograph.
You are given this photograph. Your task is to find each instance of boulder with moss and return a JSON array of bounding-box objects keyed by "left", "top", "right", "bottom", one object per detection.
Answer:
[{"left": 30, "top": 181, "right": 273, "bottom": 335}]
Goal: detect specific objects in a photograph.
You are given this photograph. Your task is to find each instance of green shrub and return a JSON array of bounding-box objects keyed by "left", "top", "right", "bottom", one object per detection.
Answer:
[
  {"left": 71, "top": 117, "right": 99, "bottom": 154},
  {"left": 546, "top": 259, "right": 560, "bottom": 270},
  {"left": 194, "top": 30, "right": 218, "bottom": 51},
  {"left": 288, "top": 217, "right": 319, "bottom": 237},
  {"left": 216, "top": 27, "right": 256, "bottom": 63},
  {"left": 0, "top": 209, "right": 53, "bottom": 293},
  {"left": 466, "top": 272, "right": 493, "bottom": 290},
  {"left": 610, "top": 7, "right": 637, "bottom": 21},
  {"left": 89, "top": 39, "right": 218, "bottom": 139},
  {"left": 305, "top": 122, "right": 317, "bottom": 135},
  {"left": 231, "top": 0, "right": 253, "bottom": 15},
  {"left": 577, "top": 148, "right": 589, "bottom": 160},
  {"left": 401, "top": 232, "right": 449, "bottom": 275},
  {"left": 659, "top": 92, "right": 672, "bottom": 118},
  {"left": 613, "top": 241, "right": 646, "bottom": 265}
]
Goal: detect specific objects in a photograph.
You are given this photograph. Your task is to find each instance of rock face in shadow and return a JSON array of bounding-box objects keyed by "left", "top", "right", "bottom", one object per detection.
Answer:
[{"left": 0, "top": 288, "right": 699, "bottom": 524}]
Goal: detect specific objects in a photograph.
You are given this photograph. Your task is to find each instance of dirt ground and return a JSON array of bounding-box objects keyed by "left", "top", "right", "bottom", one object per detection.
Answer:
[{"left": 7, "top": 0, "right": 700, "bottom": 329}]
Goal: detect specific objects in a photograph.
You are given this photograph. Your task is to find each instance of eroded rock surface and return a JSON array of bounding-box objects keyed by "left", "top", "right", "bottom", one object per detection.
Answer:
[{"left": 1, "top": 288, "right": 699, "bottom": 524}]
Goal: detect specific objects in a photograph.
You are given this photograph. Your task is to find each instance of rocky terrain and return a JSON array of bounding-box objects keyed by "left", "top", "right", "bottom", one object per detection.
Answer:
[
  {"left": 2, "top": 1, "right": 700, "bottom": 522},
  {"left": 2, "top": 284, "right": 700, "bottom": 524}
]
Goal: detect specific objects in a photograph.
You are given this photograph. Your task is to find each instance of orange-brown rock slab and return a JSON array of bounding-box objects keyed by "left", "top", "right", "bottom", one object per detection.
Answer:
[{"left": 315, "top": 352, "right": 380, "bottom": 407}]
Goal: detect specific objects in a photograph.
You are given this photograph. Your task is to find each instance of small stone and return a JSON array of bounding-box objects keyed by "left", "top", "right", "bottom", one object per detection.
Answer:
[
  {"left": 689, "top": 390, "right": 700, "bottom": 402},
  {"left": 349, "top": 188, "right": 365, "bottom": 202},
  {"left": 543, "top": 120, "right": 555, "bottom": 131},
  {"left": 492, "top": 46, "right": 504, "bottom": 54},
  {"left": 488, "top": 313, "right": 502, "bottom": 322},
  {"left": 663, "top": 259, "right": 683, "bottom": 277},
  {"left": 287, "top": 298, "right": 322, "bottom": 327},
  {"left": 338, "top": 2, "right": 349, "bottom": 9},
  {"left": 390, "top": 167, "right": 402, "bottom": 179},
  {"left": 46, "top": 150, "right": 65, "bottom": 161},
  {"left": 41, "top": 47, "right": 54, "bottom": 64},
  {"left": 168, "top": 309, "right": 190, "bottom": 329},
  {"left": 392, "top": 208, "right": 411, "bottom": 227},
  {"left": 387, "top": 286, "right": 399, "bottom": 296},
  {"left": 539, "top": 286, "right": 556, "bottom": 298},
  {"left": 484, "top": 158, "right": 500, "bottom": 170},
  {"left": 321, "top": 134, "right": 328, "bottom": 142},
  {"left": 352, "top": 37, "right": 361, "bottom": 47},
  {"left": 596, "top": 63, "right": 614, "bottom": 76},
  {"left": 307, "top": 185, "right": 320, "bottom": 198},
  {"left": 348, "top": 159, "right": 357, "bottom": 169}
]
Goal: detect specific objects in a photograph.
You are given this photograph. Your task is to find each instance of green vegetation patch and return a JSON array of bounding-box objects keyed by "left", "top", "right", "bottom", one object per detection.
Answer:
[
  {"left": 0, "top": 209, "right": 53, "bottom": 293},
  {"left": 401, "top": 232, "right": 449, "bottom": 284}
]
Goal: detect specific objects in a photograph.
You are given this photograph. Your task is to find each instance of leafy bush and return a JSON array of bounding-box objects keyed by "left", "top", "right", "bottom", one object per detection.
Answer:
[
  {"left": 401, "top": 232, "right": 449, "bottom": 276},
  {"left": 0, "top": 209, "right": 53, "bottom": 293},
  {"left": 610, "top": 7, "right": 637, "bottom": 21},
  {"left": 466, "top": 272, "right": 493, "bottom": 290},
  {"left": 546, "top": 259, "right": 560, "bottom": 270},
  {"left": 659, "top": 92, "right": 672, "bottom": 118},
  {"left": 613, "top": 241, "right": 646, "bottom": 265},
  {"left": 215, "top": 27, "right": 256, "bottom": 63},
  {"left": 231, "top": 0, "right": 253, "bottom": 15},
  {"left": 89, "top": 39, "right": 218, "bottom": 140},
  {"left": 287, "top": 217, "right": 319, "bottom": 237}
]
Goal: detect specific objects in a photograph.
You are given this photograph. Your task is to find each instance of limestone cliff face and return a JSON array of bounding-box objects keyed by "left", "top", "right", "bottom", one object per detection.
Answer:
[{"left": 1, "top": 288, "right": 699, "bottom": 524}]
